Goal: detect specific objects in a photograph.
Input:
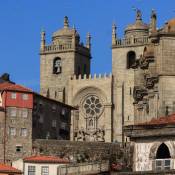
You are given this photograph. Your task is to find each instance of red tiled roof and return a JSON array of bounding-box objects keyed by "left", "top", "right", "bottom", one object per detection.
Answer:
[
  {"left": 24, "top": 155, "right": 70, "bottom": 164},
  {"left": 0, "top": 82, "right": 32, "bottom": 93},
  {"left": 0, "top": 164, "right": 22, "bottom": 174},
  {"left": 138, "top": 113, "right": 175, "bottom": 126}
]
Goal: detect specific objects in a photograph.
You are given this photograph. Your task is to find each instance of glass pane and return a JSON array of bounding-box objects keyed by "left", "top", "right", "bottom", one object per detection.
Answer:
[
  {"left": 156, "top": 160, "right": 162, "bottom": 166},
  {"left": 165, "top": 160, "right": 170, "bottom": 166}
]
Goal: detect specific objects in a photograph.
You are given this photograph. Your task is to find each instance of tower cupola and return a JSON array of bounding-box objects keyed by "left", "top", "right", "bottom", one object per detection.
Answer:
[{"left": 125, "top": 9, "right": 149, "bottom": 38}]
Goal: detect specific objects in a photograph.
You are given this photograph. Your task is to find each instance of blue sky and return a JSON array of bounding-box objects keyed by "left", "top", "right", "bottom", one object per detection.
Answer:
[{"left": 0, "top": 0, "right": 174, "bottom": 91}]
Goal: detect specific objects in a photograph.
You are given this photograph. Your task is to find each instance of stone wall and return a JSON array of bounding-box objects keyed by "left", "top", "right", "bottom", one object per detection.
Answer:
[{"left": 33, "top": 140, "right": 133, "bottom": 167}]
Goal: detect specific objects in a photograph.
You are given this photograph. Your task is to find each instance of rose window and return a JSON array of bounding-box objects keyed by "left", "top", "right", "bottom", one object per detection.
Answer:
[{"left": 83, "top": 95, "right": 103, "bottom": 117}]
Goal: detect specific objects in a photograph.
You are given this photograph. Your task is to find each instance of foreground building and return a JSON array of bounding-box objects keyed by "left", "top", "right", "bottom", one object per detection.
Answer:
[
  {"left": 13, "top": 155, "right": 69, "bottom": 175},
  {"left": 40, "top": 10, "right": 175, "bottom": 142},
  {"left": 0, "top": 82, "right": 74, "bottom": 163},
  {"left": 125, "top": 113, "right": 175, "bottom": 172}
]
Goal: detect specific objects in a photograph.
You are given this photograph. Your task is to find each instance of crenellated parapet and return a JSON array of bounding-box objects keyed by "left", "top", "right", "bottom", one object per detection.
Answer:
[{"left": 70, "top": 73, "right": 112, "bottom": 81}]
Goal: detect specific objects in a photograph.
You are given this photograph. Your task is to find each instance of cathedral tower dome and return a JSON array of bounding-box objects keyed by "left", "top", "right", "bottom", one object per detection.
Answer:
[
  {"left": 125, "top": 9, "right": 149, "bottom": 38},
  {"left": 52, "top": 16, "right": 80, "bottom": 44}
]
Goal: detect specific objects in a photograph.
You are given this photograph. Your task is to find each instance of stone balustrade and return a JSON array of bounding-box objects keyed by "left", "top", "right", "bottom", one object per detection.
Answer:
[
  {"left": 43, "top": 43, "right": 72, "bottom": 53},
  {"left": 115, "top": 36, "right": 149, "bottom": 47},
  {"left": 58, "top": 161, "right": 109, "bottom": 175}
]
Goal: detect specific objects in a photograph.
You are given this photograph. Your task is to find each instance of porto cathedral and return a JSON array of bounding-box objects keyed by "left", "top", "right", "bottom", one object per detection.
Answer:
[{"left": 40, "top": 10, "right": 175, "bottom": 143}]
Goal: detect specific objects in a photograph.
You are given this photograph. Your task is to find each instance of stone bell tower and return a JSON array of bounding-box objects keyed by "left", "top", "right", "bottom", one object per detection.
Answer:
[
  {"left": 40, "top": 16, "right": 91, "bottom": 103},
  {"left": 112, "top": 10, "right": 150, "bottom": 142}
]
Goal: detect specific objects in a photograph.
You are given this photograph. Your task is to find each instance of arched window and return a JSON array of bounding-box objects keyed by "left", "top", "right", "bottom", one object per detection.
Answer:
[
  {"left": 53, "top": 57, "right": 61, "bottom": 74},
  {"left": 156, "top": 143, "right": 170, "bottom": 159},
  {"left": 127, "top": 51, "right": 136, "bottom": 69},
  {"left": 155, "top": 143, "right": 171, "bottom": 170}
]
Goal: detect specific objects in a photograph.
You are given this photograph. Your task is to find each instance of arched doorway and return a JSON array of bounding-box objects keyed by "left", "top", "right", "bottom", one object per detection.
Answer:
[{"left": 155, "top": 143, "right": 171, "bottom": 170}]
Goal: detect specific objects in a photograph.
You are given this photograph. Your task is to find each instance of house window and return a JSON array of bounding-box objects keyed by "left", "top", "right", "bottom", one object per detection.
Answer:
[
  {"left": 9, "top": 127, "right": 16, "bottom": 136},
  {"left": 10, "top": 108, "right": 17, "bottom": 117},
  {"left": 20, "top": 128, "right": 27, "bottom": 137},
  {"left": 28, "top": 166, "right": 35, "bottom": 175},
  {"left": 11, "top": 92, "right": 16, "bottom": 99},
  {"left": 22, "top": 94, "right": 28, "bottom": 100},
  {"left": 41, "top": 166, "right": 49, "bottom": 175},
  {"left": 16, "top": 145, "right": 23, "bottom": 153},
  {"left": 22, "top": 109, "right": 28, "bottom": 118},
  {"left": 52, "top": 120, "right": 56, "bottom": 127}
]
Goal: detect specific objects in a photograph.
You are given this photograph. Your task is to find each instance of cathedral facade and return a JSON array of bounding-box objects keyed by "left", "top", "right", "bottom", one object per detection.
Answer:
[{"left": 40, "top": 11, "right": 175, "bottom": 142}]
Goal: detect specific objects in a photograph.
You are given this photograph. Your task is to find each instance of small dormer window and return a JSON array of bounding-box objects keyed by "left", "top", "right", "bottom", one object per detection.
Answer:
[{"left": 53, "top": 57, "right": 61, "bottom": 74}]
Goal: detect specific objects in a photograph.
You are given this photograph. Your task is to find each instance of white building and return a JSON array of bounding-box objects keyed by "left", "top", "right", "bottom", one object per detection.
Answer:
[
  {"left": 125, "top": 113, "right": 175, "bottom": 172},
  {"left": 12, "top": 155, "right": 69, "bottom": 175}
]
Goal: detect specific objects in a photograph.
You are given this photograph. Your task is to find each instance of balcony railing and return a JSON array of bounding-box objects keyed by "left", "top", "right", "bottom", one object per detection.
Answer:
[
  {"left": 154, "top": 159, "right": 173, "bottom": 171},
  {"left": 42, "top": 43, "right": 72, "bottom": 53},
  {"left": 115, "top": 36, "right": 149, "bottom": 47},
  {"left": 58, "top": 161, "right": 109, "bottom": 175}
]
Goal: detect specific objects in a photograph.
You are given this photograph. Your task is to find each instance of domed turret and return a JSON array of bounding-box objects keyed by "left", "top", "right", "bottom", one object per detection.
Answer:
[
  {"left": 125, "top": 9, "right": 149, "bottom": 38},
  {"left": 166, "top": 18, "right": 175, "bottom": 32},
  {"left": 52, "top": 16, "right": 80, "bottom": 45}
]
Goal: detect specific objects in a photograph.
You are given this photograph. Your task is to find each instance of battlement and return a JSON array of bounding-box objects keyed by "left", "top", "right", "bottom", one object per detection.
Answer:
[
  {"left": 70, "top": 73, "right": 112, "bottom": 80},
  {"left": 113, "top": 36, "right": 149, "bottom": 48}
]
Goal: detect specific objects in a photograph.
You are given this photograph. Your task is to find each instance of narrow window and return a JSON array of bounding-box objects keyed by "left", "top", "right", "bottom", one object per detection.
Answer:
[
  {"left": 11, "top": 92, "right": 16, "bottom": 99},
  {"left": 130, "top": 87, "right": 132, "bottom": 95},
  {"left": 20, "top": 128, "right": 27, "bottom": 137},
  {"left": 10, "top": 108, "right": 17, "bottom": 117},
  {"left": 41, "top": 166, "right": 49, "bottom": 175},
  {"left": 127, "top": 51, "right": 136, "bottom": 69},
  {"left": 22, "top": 109, "right": 28, "bottom": 118},
  {"left": 9, "top": 127, "right": 16, "bottom": 136},
  {"left": 53, "top": 57, "right": 61, "bottom": 74},
  {"left": 28, "top": 166, "right": 35, "bottom": 175},
  {"left": 52, "top": 120, "right": 57, "bottom": 128}
]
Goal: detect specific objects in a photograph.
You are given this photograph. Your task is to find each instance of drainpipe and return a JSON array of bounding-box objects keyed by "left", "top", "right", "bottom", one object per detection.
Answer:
[
  {"left": 3, "top": 91, "right": 7, "bottom": 163},
  {"left": 122, "top": 82, "right": 125, "bottom": 147}
]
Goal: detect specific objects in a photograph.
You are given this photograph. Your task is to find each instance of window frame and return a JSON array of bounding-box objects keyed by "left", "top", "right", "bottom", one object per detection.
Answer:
[
  {"left": 20, "top": 128, "right": 28, "bottom": 137},
  {"left": 9, "top": 127, "right": 16, "bottom": 136},
  {"left": 41, "top": 166, "right": 49, "bottom": 175},
  {"left": 11, "top": 92, "right": 17, "bottom": 99},
  {"left": 22, "top": 93, "right": 29, "bottom": 100},
  {"left": 28, "top": 165, "right": 36, "bottom": 175}
]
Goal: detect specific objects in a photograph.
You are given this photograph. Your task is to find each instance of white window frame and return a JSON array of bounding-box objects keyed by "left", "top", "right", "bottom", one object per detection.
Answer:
[
  {"left": 41, "top": 166, "right": 49, "bottom": 175},
  {"left": 22, "top": 109, "right": 28, "bottom": 118},
  {"left": 11, "top": 92, "right": 16, "bottom": 99},
  {"left": 9, "top": 127, "right": 16, "bottom": 136},
  {"left": 52, "top": 120, "right": 57, "bottom": 127},
  {"left": 20, "top": 128, "right": 27, "bottom": 137},
  {"left": 22, "top": 93, "right": 28, "bottom": 100},
  {"left": 10, "top": 108, "right": 17, "bottom": 117},
  {"left": 28, "top": 165, "right": 35, "bottom": 175}
]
